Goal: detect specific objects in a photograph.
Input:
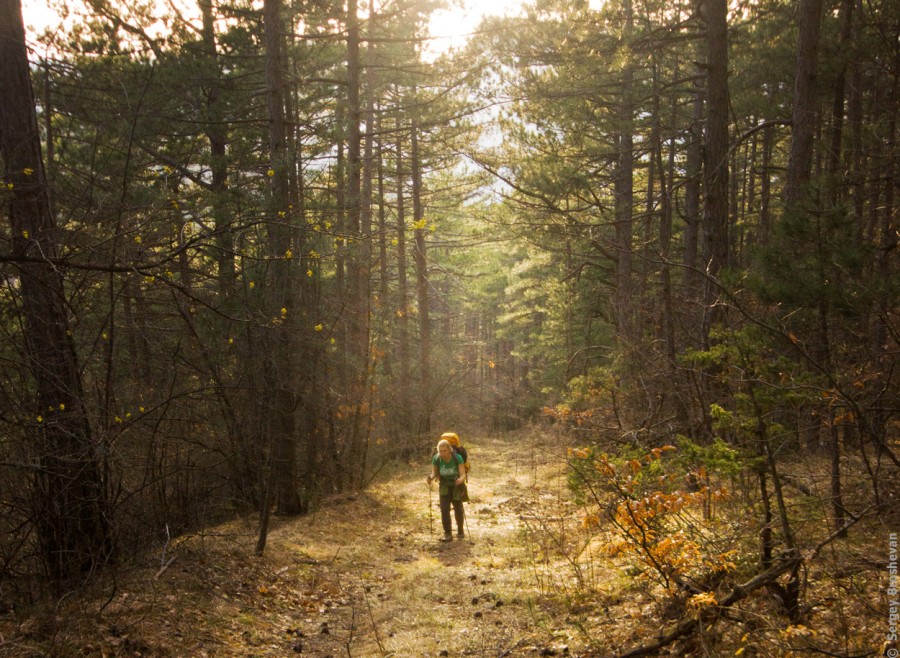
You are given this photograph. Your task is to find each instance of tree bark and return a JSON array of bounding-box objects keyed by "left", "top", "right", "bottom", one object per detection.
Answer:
[
  {"left": 411, "top": 101, "right": 431, "bottom": 438},
  {"left": 784, "top": 0, "right": 824, "bottom": 208},
  {"left": 262, "top": 0, "right": 301, "bottom": 519},
  {"left": 0, "top": 0, "right": 111, "bottom": 581},
  {"left": 614, "top": 0, "right": 634, "bottom": 348},
  {"left": 395, "top": 109, "right": 412, "bottom": 438},
  {"left": 759, "top": 122, "right": 774, "bottom": 245},
  {"left": 199, "top": 0, "right": 234, "bottom": 298},
  {"left": 682, "top": 69, "right": 703, "bottom": 301},
  {"left": 826, "top": 0, "right": 854, "bottom": 206},
  {"left": 701, "top": 0, "right": 730, "bottom": 342},
  {"left": 346, "top": 0, "right": 365, "bottom": 371}
]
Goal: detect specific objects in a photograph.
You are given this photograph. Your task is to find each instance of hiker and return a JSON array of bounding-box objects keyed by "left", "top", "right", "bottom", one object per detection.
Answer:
[
  {"left": 428, "top": 438, "right": 468, "bottom": 541},
  {"left": 441, "top": 432, "right": 468, "bottom": 481}
]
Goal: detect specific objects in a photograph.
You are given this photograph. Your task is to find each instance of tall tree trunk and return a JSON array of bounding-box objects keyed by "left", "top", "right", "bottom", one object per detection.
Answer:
[
  {"left": 395, "top": 109, "right": 412, "bottom": 440},
  {"left": 199, "top": 0, "right": 234, "bottom": 298},
  {"left": 341, "top": 0, "right": 373, "bottom": 487},
  {"left": 351, "top": 0, "right": 379, "bottom": 486},
  {"left": 683, "top": 69, "right": 703, "bottom": 302},
  {"left": 759, "top": 122, "right": 774, "bottom": 245},
  {"left": 262, "top": 0, "right": 301, "bottom": 523},
  {"left": 659, "top": 63, "right": 690, "bottom": 430},
  {"left": 377, "top": 118, "right": 390, "bottom": 377},
  {"left": 335, "top": 102, "right": 347, "bottom": 352},
  {"left": 784, "top": 0, "right": 824, "bottom": 208},
  {"left": 701, "top": 0, "right": 730, "bottom": 343},
  {"left": 346, "top": 0, "right": 364, "bottom": 369},
  {"left": 0, "top": 0, "right": 111, "bottom": 581},
  {"left": 411, "top": 101, "right": 430, "bottom": 438},
  {"left": 827, "top": 0, "right": 854, "bottom": 206},
  {"left": 614, "top": 0, "right": 635, "bottom": 350},
  {"left": 784, "top": 0, "right": 845, "bottom": 537}
]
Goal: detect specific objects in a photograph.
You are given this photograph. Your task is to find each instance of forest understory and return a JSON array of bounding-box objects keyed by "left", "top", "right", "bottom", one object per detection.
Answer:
[{"left": 0, "top": 428, "right": 893, "bottom": 658}]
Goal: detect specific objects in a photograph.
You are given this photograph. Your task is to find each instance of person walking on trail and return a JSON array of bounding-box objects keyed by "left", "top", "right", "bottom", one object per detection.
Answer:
[
  {"left": 428, "top": 438, "right": 468, "bottom": 541},
  {"left": 441, "top": 432, "right": 468, "bottom": 480}
]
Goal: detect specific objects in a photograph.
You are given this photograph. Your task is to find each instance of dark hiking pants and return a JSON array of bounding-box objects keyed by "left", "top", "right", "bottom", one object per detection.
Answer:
[{"left": 439, "top": 490, "right": 464, "bottom": 535}]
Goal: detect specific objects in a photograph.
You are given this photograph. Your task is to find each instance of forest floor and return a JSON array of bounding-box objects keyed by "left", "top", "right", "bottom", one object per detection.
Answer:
[{"left": 0, "top": 428, "right": 892, "bottom": 657}]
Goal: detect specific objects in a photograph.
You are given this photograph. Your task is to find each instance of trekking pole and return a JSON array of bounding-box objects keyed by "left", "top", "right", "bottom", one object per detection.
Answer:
[
  {"left": 427, "top": 477, "right": 433, "bottom": 535},
  {"left": 463, "top": 504, "right": 472, "bottom": 542}
]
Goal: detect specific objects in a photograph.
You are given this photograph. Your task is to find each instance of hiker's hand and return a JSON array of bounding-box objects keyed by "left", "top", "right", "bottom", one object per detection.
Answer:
[{"left": 455, "top": 476, "right": 464, "bottom": 485}]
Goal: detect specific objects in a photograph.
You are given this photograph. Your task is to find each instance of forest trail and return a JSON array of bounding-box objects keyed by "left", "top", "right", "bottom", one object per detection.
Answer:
[
  {"left": 14, "top": 429, "right": 609, "bottom": 658},
  {"left": 253, "top": 428, "right": 583, "bottom": 657}
]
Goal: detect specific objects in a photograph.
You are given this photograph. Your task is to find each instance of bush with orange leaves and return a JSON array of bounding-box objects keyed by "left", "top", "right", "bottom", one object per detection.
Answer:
[{"left": 569, "top": 443, "right": 739, "bottom": 594}]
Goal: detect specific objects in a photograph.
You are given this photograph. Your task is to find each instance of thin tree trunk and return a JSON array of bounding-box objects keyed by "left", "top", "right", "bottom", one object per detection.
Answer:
[
  {"left": 701, "top": 0, "right": 730, "bottom": 342},
  {"left": 830, "top": 409, "right": 848, "bottom": 537},
  {"left": 346, "top": 0, "right": 364, "bottom": 373},
  {"left": 395, "top": 109, "right": 412, "bottom": 438},
  {"left": 683, "top": 70, "right": 703, "bottom": 301},
  {"left": 377, "top": 118, "right": 390, "bottom": 377},
  {"left": 659, "top": 64, "right": 690, "bottom": 430},
  {"left": 614, "top": 0, "right": 634, "bottom": 349},
  {"left": 411, "top": 100, "right": 430, "bottom": 438},
  {"left": 759, "top": 122, "right": 774, "bottom": 245},
  {"left": 200, "top": 0, "right": 234, "bottom": 297},
  {"left": 335, "top": 102, "right": 347, "bottom": 353}
]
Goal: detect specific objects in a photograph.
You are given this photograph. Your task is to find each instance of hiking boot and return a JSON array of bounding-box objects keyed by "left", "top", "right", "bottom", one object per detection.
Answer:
[
  {"left": 457, "top": 531, "right": 465, "bottom": 540},
  {"left": 440, "top": 533, "right": 453, "bottom": 542}
]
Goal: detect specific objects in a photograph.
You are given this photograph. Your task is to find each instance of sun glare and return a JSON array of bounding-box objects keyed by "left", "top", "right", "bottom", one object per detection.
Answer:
[
  {"left": 424, "top": 0, "right": 528, "bottom": 60},
  {"left": 22, "top": 0, "right": 604, "bottom": 58},
  {"left": 425, "top": 0, "right": 607, "bottom": 60},
  {"left": 21, "top": 0, "right": 58, "bottom": 34}
]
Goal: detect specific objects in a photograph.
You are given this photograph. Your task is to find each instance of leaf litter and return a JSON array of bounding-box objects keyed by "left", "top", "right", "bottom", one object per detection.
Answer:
[{"left": 0, "top": 429, "right": 889, "bottom": 657}]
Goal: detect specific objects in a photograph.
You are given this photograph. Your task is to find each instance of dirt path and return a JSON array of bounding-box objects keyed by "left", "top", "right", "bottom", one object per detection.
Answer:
[{"left": 264, "top": 429, "right": 582, "bottom": 657}]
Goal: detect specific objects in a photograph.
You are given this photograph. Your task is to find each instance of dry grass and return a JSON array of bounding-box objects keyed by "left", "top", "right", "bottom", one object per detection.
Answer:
[{"left": 0, "top": 428, "right": 892, "bottom": 657}]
